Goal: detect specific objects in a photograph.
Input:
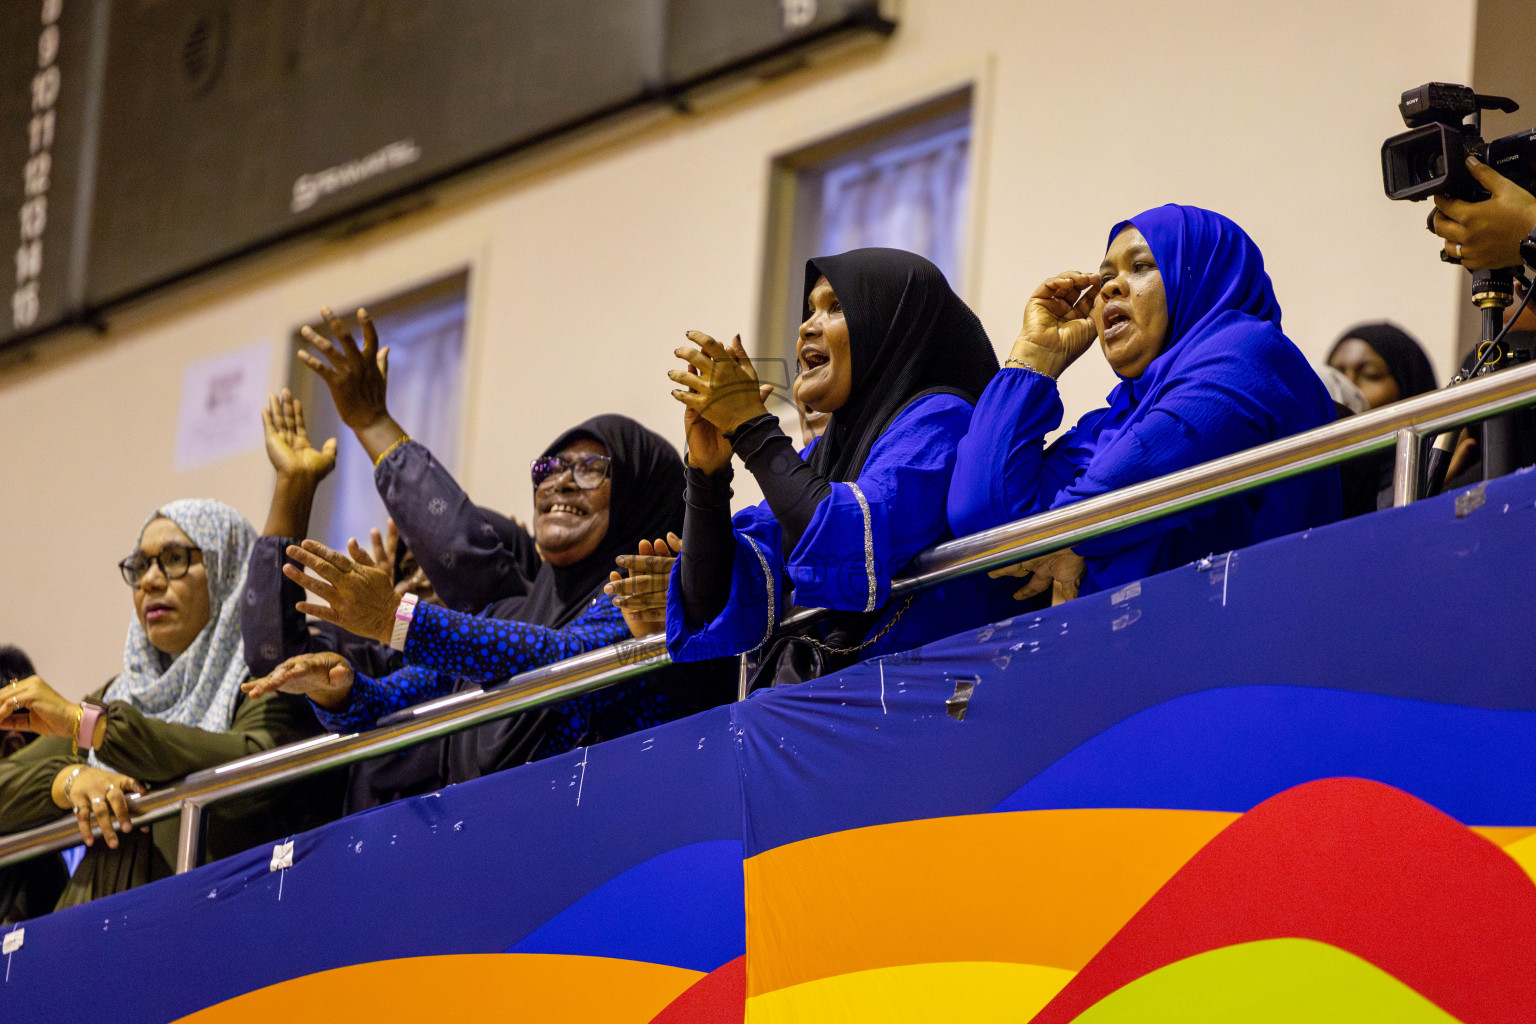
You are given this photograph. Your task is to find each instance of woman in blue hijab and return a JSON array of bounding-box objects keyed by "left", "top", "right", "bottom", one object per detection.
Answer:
[{"left": 948, "top": 204, "right": 1340, "bottom": 599}]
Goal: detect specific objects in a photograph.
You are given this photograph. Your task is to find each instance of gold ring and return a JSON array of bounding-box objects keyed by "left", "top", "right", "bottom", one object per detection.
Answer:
[
  {"left": 1455, "top": 242, "right": 1464, "bottom": 258},
  {"left": 91, "top": 797, "right": 103, "bottom": 805}
]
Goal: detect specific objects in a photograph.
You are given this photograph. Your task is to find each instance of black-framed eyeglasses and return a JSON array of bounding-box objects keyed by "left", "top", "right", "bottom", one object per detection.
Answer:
[
  {"left": 119, "top": 545, "right": 203, "bottom": 587},
  {"left": 531, "top": 454, "right": 612, "bottom": 490}
]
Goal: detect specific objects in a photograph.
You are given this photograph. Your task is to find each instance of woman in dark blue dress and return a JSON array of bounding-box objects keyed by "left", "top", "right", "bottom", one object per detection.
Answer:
[
  {"left": 657, "top": 248, "right": 999, "bottom": 685},
  {"left": 244, "top": 415, "right": 728, "bottom": 800},
  {"left": 948, "top": 204, "right": 1340, "bottom": 599}
]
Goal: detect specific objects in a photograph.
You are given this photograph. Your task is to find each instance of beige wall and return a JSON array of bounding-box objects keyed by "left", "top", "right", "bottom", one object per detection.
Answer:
[{"left": 0, "top": 0, "right": 1476, "bottom": 699}]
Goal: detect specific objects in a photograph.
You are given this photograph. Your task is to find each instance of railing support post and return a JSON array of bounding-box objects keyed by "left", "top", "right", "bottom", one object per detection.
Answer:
[
  {"left": 737, "top": 653, "right": 753, "bottom": 702},
  {"left": 175, "top": 800, "right": 203, "bottom": 874},
  {"left": 1393, "top": 428, "right": 1421, "bottom": 507}
]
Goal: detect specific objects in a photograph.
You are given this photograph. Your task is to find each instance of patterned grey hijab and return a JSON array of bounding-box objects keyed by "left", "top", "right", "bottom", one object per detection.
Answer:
[{"left": 103, "top": 499, "right": 256, "bottom": 737}]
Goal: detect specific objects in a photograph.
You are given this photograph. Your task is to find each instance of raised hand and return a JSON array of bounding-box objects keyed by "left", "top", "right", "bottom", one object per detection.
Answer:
[
  {"left": 683, "top": 404, "right": 733, "bottom": 475},
  {"left": 670, "top": 332, "right": 771, "bottom": 437},
  {"left": 369, "top": 519, "right": 401, "bottom": 577},
  {"left": 297, "top": 306, "right": 410, "bottom": 461},
  {"left": 282, "top": 539, "right": 400, "bottom": 644},
  {"left": 263, "top": 389, "right": 337, "bottom": 482},
  {"left": 1009, "top": 272, "right": 1103, "bottom": 379},
  {"left": 241, "top": 651, "right": 356, "bottom": 711},
  {"left": 604, "top": 533, "right": 681, "bottom": 638},
  {"left": 988, "top": 547, "right": 1087, "bottom": 605}
]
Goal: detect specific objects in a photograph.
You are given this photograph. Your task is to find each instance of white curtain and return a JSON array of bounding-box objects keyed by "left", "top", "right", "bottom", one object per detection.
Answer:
[
  {"left": 322, "top": 297, "right": 466, "bottom": 552},
  {"left": 816, "top": 124, "right": 971, "bottom": 288}
]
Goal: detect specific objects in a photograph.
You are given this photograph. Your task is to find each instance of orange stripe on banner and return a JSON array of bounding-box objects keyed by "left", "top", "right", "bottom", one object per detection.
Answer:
[
  {"left": 743, "top": 808, "right": 1236, "bottom": 997},
  {"left": 1472, "top": 826, "right": 1536, "bottom": 847},
  {"left": 174, "top": 953, "right": 702, "bottom": 1024}
]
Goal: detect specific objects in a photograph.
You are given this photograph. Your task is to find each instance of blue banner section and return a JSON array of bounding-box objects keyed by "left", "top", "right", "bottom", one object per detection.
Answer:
[
  {"left": 2, "top": 470, "right": 1533, "bottom": 1022},
  {"left": 0, "top": 705, "right": 745, "bottom": 1022},
  {"left": 731, "top": 469, "right": 1536, "bottom": 854}
]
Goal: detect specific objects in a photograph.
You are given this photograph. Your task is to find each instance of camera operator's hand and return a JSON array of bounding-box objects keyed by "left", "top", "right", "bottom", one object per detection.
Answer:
[{"left": 1432, "top": 156, "right": 1536, "bottom": 269}]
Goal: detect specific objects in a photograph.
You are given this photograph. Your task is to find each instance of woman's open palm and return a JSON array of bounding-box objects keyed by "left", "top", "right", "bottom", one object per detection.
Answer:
[{"left": 263, "top": 389, "right": 337, "bottom": 481}]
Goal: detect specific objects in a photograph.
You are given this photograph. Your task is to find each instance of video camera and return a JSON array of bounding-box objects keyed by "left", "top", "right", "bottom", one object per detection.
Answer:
[{"left": 1381, "top": 82, "right": 1536, "bottom": 202}]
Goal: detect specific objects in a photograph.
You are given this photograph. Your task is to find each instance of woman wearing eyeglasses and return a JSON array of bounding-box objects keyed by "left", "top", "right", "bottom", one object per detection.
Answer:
[
  {"left": 0, "top": 500, "right": 330, "bottom": 915},
  {"left": 253, "top": 311, "right": 724, "bottom": 798}
]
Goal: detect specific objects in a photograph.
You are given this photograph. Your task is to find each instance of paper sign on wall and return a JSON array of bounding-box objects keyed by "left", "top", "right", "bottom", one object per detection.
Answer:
[{"left": 174, "top": 342, "right": 271, "bottom": 472}]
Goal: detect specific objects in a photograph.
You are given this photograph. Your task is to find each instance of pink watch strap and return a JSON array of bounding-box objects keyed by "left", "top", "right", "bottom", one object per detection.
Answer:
[
  {"left": 389, "top": 593, "right": 420, "bottom": 651},
  {"left": 77, "top": 702, "right": 106, "bottom": 750}
]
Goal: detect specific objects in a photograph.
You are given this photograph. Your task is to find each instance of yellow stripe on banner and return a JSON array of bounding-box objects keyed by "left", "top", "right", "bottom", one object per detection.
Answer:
[
  {"left": 1070, "top": 938, "right": 1461, "bottom": 1023},
  {"left": 174, "top": 953, "right": 702, "bottom": 1024},
  {"left": 744, "top": 961, "right": 1075, "bottom": 1024},
  {"left": 1501, "top": 832, "right": 1536, "bottom": 886}
]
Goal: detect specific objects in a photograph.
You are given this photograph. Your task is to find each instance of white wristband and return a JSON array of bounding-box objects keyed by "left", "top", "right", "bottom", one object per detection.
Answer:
[{"left": 389, "top": 593, "right": 419, "bottom": 651}]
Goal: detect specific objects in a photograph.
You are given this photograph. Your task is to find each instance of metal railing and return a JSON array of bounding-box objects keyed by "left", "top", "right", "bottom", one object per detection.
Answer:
[{"left": 4, "top": 359, "right": 1535, "bottom": 873}]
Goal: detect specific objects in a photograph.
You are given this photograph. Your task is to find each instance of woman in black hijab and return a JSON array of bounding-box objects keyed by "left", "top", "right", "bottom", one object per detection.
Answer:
[
  {"left": 654, "top": 248, "right": 999, "bottom": 685},
  {"left": 1327, "top": 323, "right": 1438, "bottom": 411},
  {"left": 1327, "top": 323, "right": 1440, "bottom": 516},
  {"left": 246, "top": 414, "right": 725, "bottom": 806}
]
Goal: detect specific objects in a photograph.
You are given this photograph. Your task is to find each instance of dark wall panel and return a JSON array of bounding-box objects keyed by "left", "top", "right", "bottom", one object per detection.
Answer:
[
  {"left": 85, "top": 0, "right": 667, "bottom": 306},
  {"left": 664, "top": 0, "right": 891, "bottom": 86},
  {"left": 0, "top": 1, "right": 895, "bottom": 335},
  {"left": 0, "top": 0, "right": 97, "bottom": 345}
]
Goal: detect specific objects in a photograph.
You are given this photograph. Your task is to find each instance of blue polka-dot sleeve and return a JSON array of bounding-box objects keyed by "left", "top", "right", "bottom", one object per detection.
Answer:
[
  {"left": 312, "top": 664, "right": 450, "bottom": 733},
  {"left": 401, "top": 598, "right": 628, "bottom": 682},
  {"left": 311, "top": 597, "right": 633, "bottom": 733}
]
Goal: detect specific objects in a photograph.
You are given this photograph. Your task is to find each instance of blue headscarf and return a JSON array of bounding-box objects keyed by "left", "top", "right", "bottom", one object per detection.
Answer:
[
  {"left": 1067, "top": 204, "right": 1339, "bottom": 587},
  {"left": 1105, "top": 204, "right": 1287, "bottom": 404}
]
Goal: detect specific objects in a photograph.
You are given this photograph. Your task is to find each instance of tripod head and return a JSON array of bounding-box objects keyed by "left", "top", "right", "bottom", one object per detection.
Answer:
[{"left": 1462, "top": 267, "right": 1534, "bottom": 382}]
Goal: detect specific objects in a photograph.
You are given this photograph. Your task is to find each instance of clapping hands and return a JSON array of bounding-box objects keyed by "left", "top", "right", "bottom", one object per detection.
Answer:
[
  {"left": 670, "top": 332, "right": 774, "bottom": 473},
  {"left": 604, "top": 533, "right": 681, "bottom": 639}
]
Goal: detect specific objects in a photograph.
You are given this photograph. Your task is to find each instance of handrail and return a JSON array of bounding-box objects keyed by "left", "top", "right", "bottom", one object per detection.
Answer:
[{"left": 3, "top": 359, "right": 1534, "bottom": 872}]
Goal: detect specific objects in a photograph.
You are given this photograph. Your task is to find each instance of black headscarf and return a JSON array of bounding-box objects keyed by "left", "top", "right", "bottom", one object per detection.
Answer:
[
  {"left": 803, "top": 248, "right": 998, "bottom": 482},
  {"left": 1329, "top": 323, "right": 1439, "bottom": 399},
  {"left": 484, "top": 414, "right": 685, "bottom": 629},
  {"left": 427, "top": 415, "right": 686, "bottom": 789}
]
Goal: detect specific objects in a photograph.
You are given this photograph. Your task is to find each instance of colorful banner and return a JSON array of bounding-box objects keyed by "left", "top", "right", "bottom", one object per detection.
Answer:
[{"left": 3, "top": 470, "right": 1535, "bottom": 1023}]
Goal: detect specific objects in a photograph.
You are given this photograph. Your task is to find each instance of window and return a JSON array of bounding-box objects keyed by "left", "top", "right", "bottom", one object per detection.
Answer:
[
  {"left": 759, "top": 89, "right": 974, "bottom": 397},
  {"left": 289, "top": 270, "right": 469, "bottom": 551}
]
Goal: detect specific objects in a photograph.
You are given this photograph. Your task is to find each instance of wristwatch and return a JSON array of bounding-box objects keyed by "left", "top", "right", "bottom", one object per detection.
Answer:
[{"left": 76, "top": 701, "right": 106, "bottom": 750}]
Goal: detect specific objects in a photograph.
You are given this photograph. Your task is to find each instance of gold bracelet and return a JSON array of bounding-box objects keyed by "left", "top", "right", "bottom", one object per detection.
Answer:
[
  {"left": 69, "top": 704, "right": 83, "bottom": 758},
  {"left": 372, "top": 434, "right": 412, "bottom": 468},
  {"left": 1004, "top": 359, "right": 1056, "bottom": 380}
]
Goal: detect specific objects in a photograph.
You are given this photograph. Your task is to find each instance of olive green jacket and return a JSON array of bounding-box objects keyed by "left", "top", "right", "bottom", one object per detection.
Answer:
[{"left": 0, "top": 683, "right": 339, "bottom": 915}]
